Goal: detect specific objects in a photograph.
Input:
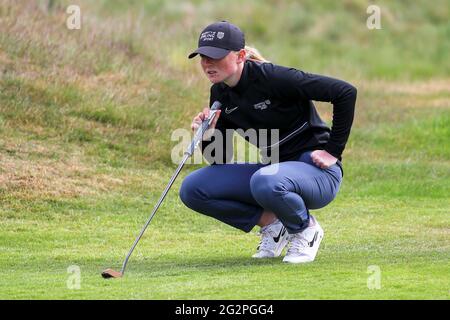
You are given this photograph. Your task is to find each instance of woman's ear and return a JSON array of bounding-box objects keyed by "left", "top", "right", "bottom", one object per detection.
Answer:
[{"left": 237, "top": 49, "right": 246, "bottom": 63}]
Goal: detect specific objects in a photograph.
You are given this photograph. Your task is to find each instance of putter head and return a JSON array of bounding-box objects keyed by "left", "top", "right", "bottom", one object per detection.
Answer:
[{"left": 101, "top": 268, "right": 123, "bottom": 279}]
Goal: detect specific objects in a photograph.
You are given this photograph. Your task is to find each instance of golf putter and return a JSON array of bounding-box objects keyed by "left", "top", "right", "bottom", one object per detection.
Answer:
[{"left": 102, "top": 101, "right": 222, "bottom": 278}]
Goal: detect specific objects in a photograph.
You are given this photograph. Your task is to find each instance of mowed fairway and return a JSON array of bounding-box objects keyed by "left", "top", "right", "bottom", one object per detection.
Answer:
[{"left": 0, "top": 1, "right": 449, "bottom": 299}]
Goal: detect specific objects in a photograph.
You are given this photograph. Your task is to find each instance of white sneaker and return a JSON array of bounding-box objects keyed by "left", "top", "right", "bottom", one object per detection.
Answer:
[
  {"left": 283, "top": 215, "right": 324, "bottom": 264},
  {"left": 252, "top": 219, "right": 289, "bottom": 258}
]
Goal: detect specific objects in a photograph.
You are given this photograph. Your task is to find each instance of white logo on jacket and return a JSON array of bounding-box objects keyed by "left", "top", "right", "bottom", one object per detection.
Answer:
[
  {"left": 254, "top": 100, "right": 271, "bottom": 110},
  {"left": 225, "top": 106, "right": 239, "bottom": 114}
]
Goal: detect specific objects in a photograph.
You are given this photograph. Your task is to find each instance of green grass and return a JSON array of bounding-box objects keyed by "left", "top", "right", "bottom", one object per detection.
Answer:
[
  {"left": 0, "top": 193, "right": 448, "bottom": 299},
  {"left": 0, "top": 0, "right": 449, "bottom": 299}
]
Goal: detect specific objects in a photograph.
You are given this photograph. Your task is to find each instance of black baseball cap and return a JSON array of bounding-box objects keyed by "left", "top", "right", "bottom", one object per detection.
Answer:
[{"left": 188, "top": 21, "right": 245, "bottom": 59}]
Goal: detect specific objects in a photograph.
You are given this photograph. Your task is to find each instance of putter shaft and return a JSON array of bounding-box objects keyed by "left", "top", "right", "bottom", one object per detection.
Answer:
[
  {"left": 110, "top": 101, "right": 222, "bottom": 277},
  {"left": 119, "top": 153, "right": 190, "bottom": 275}
]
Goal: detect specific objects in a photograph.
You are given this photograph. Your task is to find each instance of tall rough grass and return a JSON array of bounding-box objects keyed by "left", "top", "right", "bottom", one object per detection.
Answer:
[{"left": 1, "top": 0, "right": 449, "bottom": 197}]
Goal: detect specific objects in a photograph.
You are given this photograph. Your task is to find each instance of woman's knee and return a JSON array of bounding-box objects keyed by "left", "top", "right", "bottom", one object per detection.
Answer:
[
  {"left": 179, "top": 173, "right": 205, "bottom": 209},
  {"left": 250, "top": 170, "right": 288, "bottom": 202}
]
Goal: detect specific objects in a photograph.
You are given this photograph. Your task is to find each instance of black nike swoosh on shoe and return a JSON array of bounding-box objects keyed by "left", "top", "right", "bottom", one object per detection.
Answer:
[
  {"left": 308, "top": 231, "right": 319, "bottom": 247},
  {"left": 273, "top": 227, "right": 286, "bottom": 243}
]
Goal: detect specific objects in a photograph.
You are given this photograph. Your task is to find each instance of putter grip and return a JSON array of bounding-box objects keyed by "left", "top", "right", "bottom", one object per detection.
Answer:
[{"left": 185, "top": 101, "right": 222, "bottom": 156}]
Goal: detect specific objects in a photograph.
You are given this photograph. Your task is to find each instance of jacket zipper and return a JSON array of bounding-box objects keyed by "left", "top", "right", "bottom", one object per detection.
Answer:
[{"left": 260, "top": 122, "right": 309, "bottom": 150}]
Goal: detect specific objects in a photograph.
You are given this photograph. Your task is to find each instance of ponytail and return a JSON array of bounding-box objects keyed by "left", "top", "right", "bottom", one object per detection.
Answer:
[{"left": 244, "top": 46, "right": 269, "bottom": 62}]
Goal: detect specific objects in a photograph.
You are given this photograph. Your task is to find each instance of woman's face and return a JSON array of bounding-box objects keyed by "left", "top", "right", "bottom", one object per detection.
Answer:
[{"left": 200, "top": 51, "right": 243, "bottom": 84}]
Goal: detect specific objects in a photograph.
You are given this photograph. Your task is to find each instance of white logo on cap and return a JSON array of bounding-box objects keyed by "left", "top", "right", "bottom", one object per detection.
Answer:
[
  {"left": 200, "top": 31, "right": 216, "bottom": 41},
  {"left": 217, "top": 32, "right": 224, "bottom": 39}
]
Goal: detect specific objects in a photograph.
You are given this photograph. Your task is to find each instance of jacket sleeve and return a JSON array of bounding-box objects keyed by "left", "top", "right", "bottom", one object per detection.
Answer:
[
  {"left": 200, "top": 86, "right": 234, "bottom": 164},
  {"left": 268, "top": 64, "right": 357, "bottom": 158}
]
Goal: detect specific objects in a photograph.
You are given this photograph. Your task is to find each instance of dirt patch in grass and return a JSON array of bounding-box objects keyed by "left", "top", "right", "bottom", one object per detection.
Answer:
[
  {"left": 0, "top": 140, "right": 124, "bottom": 199},
  {"left": 0, "top": 49, "right": 13, "bottom": 65}
]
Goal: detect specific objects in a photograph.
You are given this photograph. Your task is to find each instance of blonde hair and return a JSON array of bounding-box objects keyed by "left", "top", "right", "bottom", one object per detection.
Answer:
[{"left": 244, "top": 46, "right": 269, "bottom": 62}]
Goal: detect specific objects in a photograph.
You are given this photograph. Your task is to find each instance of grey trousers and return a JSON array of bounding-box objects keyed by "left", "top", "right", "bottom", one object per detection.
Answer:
[{"left": 179, "top": 151, "right": 343, "bottom": 233}]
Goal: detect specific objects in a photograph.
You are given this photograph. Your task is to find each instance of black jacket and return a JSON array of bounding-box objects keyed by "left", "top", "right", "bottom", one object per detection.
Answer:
[{"left": 201, "top": 60, "right": 357, "bottom": 166}]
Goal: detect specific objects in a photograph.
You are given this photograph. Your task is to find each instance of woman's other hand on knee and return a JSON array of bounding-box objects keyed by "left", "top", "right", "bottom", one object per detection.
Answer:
[{"left": 311, "top": 150, "right": 337, "bottom": 169}]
